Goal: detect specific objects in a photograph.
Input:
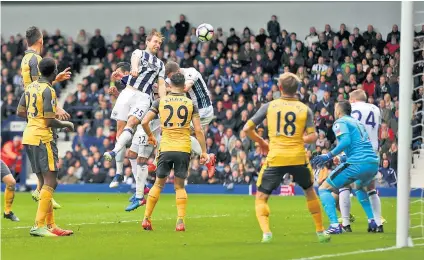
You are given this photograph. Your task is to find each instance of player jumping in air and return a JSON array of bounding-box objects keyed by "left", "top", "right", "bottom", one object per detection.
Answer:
[
  {"left": 2, "top": 160, "right": 20, "bottom": 221},
  {"left": 312, "top": 100, "right": 380, "bottom": 234},
  {"left": 141, "top": 72, "right": 208, "bottom": 231},
  {"left": 164, "top": 61, "right": 216, "bottom": 177},
  {"left": 17, "top": 58, "right": 74, "bottom": 237},
  {"left": 243, "top": 73, "right": 331, "bottom": 243},
  {"left": 103, "top": 31, "right": 167, "bottom": 188},
  {"left": 22, "top": 26, "right": 72, "bottom": 209}
]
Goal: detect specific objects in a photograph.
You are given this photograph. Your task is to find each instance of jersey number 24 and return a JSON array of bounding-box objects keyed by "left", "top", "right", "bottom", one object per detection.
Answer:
[{"left": 351, "top": 110, "right": 376, "bottom": 128}]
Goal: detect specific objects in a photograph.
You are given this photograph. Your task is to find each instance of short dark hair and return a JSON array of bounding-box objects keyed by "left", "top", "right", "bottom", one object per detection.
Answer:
[
  {"left": 26, "top": 26, "right": 42, "bottom": 46},
  {"left": 116, "top": 62, "right": 130, "bottom": 73},
  {"left": 165, "top": 61, "right": 180, "bottom": 77},
  {"left": 170, "top": 72, "right": 185, "bottom": 88},
  {"left": 337, "top": 100, "right": 352, "bottom": 116},
  {"left": 38, "top": 57, "right": 57, "bottom": 77}
]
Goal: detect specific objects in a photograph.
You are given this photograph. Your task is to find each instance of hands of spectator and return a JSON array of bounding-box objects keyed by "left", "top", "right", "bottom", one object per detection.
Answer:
[
  {"left": 147, "top": 133, "right": 157, "bottom": 147},
  {"left": 258, "top": 139, "right": 269, "bottom": 155},
  {"left": 199, "top": 153, "right": 209, "bottom": 165},
  {"left": 55, "top": 67, "right": 72, "bottom": 82},
  {"left": 108, "top": 86, "right": 119, "bottom": 97},
  {"left": 56, "top": 107, "right": 71, "bottom": 120}
]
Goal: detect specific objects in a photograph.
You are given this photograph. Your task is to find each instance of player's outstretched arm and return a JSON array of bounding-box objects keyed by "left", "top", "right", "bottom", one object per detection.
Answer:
[
  {"left": 53, "top": 67, "right": 72, "bottom": 84},
  {"left": 46, "top": 119, "right": 74, "bottom": 132}
]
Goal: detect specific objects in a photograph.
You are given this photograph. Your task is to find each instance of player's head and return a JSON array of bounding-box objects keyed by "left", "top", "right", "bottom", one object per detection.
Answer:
[
  {"left": 116, "top": 62, "right": 130, "bottom": 75},
  {"left": 349, "top": 89, "right": 367, "bottom": 103},
  {"left": 278, "top": 72, "right": 301, "bottom": 96},
  {"left": 335, "top": 100, "right": 352, "bottom": 120},
  {"left": 39, "top": 57, "right": 58, "bottom": 81},
  {"left": 165, "top": 61, "right": 181, "bottom": 79},
  {"left": 169, "top": 72, "right": 185, "bottom": 92},
  {"left": 26, "top": 26, "right": 43, "bottom": 53},
  {"left": 146, "top": 31, "right": 164, "bottom": 54}
]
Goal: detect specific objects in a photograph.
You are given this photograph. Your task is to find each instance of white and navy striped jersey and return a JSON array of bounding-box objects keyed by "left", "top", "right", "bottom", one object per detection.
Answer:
[
  {"left": 182, "top": 67, "right": 212, "bottom": 109},
  {"left": 351, "top": 102, "right": 381, "bottom": 151},
  {"left": 127, "top": 49, "right": 165, "bottom": 96}
]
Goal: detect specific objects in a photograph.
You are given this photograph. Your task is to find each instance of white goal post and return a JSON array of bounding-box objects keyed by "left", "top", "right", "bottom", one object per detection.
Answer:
[{"left": 397, "top": 0, "right": 415, "bottom": 248}]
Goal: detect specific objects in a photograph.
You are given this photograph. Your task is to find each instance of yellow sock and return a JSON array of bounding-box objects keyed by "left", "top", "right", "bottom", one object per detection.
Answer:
[
  {"left": 4, "top": 185, "right": 15, "bottom": 214},
  {"left": 144, "top": 183, "right": 162, "bottom": 219},
  {"left": 46, "top": 201, "right": 56, "bottom": 229},
  {"left": 255, "top": 198, "right": 271, "bottom": 233},
  {"left": 307, "top": 192, "right": 324, "bottom": 232},
  {"left": 35, "top": 185, "right": 54, "bottom": 227},
  {"left": 175, "top": 188, "right": 188, "bottom": 220}
]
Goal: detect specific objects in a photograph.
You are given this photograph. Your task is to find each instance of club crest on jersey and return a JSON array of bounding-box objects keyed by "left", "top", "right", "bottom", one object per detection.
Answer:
[
  {"left": 51, "top": 98, "right": 56, "bottom": 107},
  {"left": 334, "top": 123, "right": 342, "bottom": 136}
]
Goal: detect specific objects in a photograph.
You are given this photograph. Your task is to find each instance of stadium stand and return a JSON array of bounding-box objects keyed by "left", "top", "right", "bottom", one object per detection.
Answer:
[{"left": 1, "top": 16, "right": 423, "bottom": 187}]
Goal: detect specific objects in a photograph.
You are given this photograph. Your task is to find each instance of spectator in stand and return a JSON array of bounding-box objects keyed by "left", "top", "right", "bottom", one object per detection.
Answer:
[
  {"left": 72, "top": 125, "right": 90, "bottom": 150},
  {"left": 388, "top": 142, "right": 398, "bottom": 173},
  {"left": 323, "top": 24, "right": 336, "bottom": 42},
  {"left": 378, "top": 159, "right": 397, "bottom": 188},
  {"left": 1, "top": 93, "right": 18, "bottom": 118},
  {"left": 267, "top": 15, "right": 280, "bottom": 42},
  {"left": 305, "top": 27, "right": 319, "bottom": 49},
  {"left": 60, "top": 166, "right": 79, "bottom": 184},
  {"left": 311, "top": 56, "right": 328, "bottom": 81},
  {"left": 362, "top": 73, "right": 376, "bottom": 97},
  {"left": 386, "top": 24, "right": 401, "bottom": 43},
  {"left": 363, "top": 25, "right": 377, "bottom": 48},
  {"left": 386, "top": 37, "right": 400, "bottom": 55},
  {"left": 1, "top": 136, "right": 23, "bottom": 174},
  {"left": 379, "top": 122, "right": 395, "bottom": 154},
  {"left": 336, "top": 23, "right": 350, "bottom": 41},
  {"left": 88, "top": 29, "right": 106, "bottom": 64}
]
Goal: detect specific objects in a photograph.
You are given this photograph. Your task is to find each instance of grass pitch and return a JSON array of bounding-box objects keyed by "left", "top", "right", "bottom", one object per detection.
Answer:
[{"left": 1, "top": 193, "right": 423, "bottom": 260}]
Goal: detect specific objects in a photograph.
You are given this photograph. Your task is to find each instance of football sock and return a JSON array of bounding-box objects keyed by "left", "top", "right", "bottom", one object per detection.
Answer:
[
  {"left": 339, "top": 188, "right": 351, "bottom": 226},
  {"left": 255, "top": 198, "right": 271, "bottom": 234},
  {"left": 136, "top": 162, "right": 148, "bottom": 199},
  {"left": 306, "top": 191, "right": 324, "bottom": 232},
  {"left": 129, "top": 158, "right": 137, "bottom": 178},
  {"left": 4, "top": 185, "right": 15, "bottom": 214},
  {"left": 144, "top": 182, "right": 162, "bottom": 219},
  {"left": 175, "top": 188, "right": 188, "bottom": 220},
  {"left": 368, "top": 190, "right": 382, "bottom": 226},
  {"left": 355, "top": 190, "right": 374, "bottom": 220},
  {"left": 112, "top": 128, "right": 133, "bottom": 155},
  {"left": 319, "top": 189, "right": 338, "bottom": 225},
  {"left": 46, "top": 200, "right": 56, "bottom": 228},
  {"left": 115, "top": 149, "right": 126, "bottom": 175},
  {"left": 35, "top": 185, "right": 54, "bottom": 227},
  {"left": 190, "top": 136, "right": 202, "bottom": 156}
]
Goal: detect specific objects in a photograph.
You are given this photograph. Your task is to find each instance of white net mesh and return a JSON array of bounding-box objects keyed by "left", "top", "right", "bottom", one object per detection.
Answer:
[{"left": 410, "top": 11, "right": 424, "bottom": 241}]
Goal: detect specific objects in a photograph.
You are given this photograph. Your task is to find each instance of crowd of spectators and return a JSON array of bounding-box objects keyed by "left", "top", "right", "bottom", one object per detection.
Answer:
[{"left": 2, "top": 14, "right": 424, "bottom": 187}]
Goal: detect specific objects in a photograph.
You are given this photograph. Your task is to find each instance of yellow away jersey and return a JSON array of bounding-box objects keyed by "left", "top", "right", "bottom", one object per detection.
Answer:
[
  {"left": 150, "top": 93, "right": 199, "bottom": 153},
  {"left": 21, "top": 50, "right": 42, "bottom": 89},
  {"left": 17, "top": 79, "right": 57, "bottom": 145},
  {"left": 247, "top": 97, "right": 316, "bottom": 167}
]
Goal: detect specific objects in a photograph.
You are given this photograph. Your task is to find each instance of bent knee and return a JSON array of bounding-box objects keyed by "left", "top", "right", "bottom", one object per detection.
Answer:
[{"left": 137, "top": 157, "right": 148, "bottom": 165}]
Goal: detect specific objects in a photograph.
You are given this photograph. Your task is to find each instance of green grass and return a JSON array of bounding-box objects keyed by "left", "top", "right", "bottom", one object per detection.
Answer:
[{"left": 1, "top": 193, "right": 423, "bottom": 260}]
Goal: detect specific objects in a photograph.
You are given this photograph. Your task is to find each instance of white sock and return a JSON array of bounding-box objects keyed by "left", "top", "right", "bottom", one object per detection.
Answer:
[
  {"left": 113, "top": 128, "right": 134, "bottom": 154},
  {"left": 339, "top": 188, "right": 351, "bottom": 227},
  {"left": 136, "top": 163, "right": 148, "bottom": 199},
  {"left": 368, "top": 190, "right": 382, "bottom": 226},
  {"left": 129, "top": 158, "right": 137, "bottom": 178},
  {"left": 190, "top": 136, "right": 202, "bottom": 156},
  {"left": 115, "top": 148, "right": 126, "bottom": 175}
]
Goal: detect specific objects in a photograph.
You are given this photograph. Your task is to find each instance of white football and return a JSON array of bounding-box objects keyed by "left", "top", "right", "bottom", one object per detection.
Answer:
[{"left": 196, "top": 23, "right": 214, "bottom": 42}]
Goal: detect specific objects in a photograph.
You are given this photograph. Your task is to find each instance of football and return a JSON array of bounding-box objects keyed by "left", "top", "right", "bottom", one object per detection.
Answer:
[{"left": 196, "top": 23, "right": 214, "bottom": 42}]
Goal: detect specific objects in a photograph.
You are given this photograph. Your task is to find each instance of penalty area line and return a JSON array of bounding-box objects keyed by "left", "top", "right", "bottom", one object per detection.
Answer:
[
  {"left": 2, "top": 214, "right": 231, "bottom": 230},
  {"left": 290, "top": 243, "right": 424, "bottom": 260}
]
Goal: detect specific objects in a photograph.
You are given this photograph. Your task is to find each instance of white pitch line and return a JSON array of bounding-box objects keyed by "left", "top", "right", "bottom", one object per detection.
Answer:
[
  {"left": 290, "top": 243, "right": 424, "bottom": 260},
  {"left": 2, "top": 214, "right": 230, "bottom": 230}
]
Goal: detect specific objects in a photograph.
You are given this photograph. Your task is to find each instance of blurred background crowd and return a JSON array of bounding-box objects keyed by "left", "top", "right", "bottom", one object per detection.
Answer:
[{"left": 2, "top": 14, "right": 424, "bottom": 188}]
